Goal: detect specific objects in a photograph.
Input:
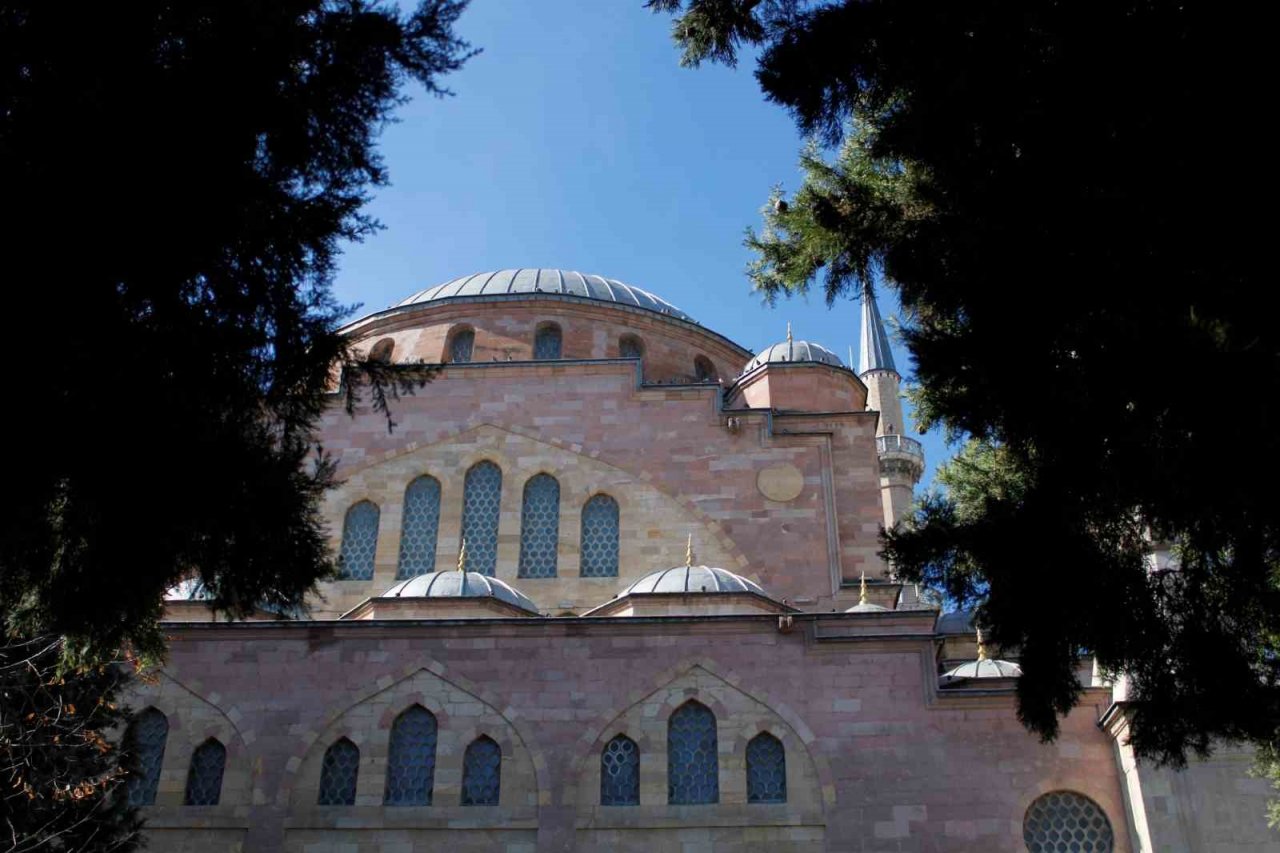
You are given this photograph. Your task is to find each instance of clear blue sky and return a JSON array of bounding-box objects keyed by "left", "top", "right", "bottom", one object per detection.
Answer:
[{"left": 332, "top": 1, "right": 949, "bottom": 487}]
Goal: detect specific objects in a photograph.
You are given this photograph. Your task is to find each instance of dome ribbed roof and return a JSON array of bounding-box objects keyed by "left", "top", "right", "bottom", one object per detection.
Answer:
[
  {"left": 624, "top": 565, "right": 766, "bottom": 596},
  {"left": 742, "top": 339, "right": 845, "bottom": 375},
  {"left": 941, "top": 658, "right": 1023, "bottom": 681},
  {"left": 164, "top": 578, "right": 212, "bottom": 601},
  {"left": 393, "top": 269, "right": 695, "bottom": 323},
  {"left": 383, "top": 571, "right": 538, "bottom": 614}
]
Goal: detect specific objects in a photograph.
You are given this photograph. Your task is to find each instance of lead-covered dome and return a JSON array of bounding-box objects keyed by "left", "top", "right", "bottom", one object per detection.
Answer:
[
  {"left": 624, "top": 564, "right": 767, "bottom": 596},
  {"left": 742, "top": 338, "right": 845, "bottom": 375},
  {"left": 393, "top": 269, "right": 696, "bottom": 323},
  {"left": 384, "top": 571, "right": 538, "bottom": 614}
]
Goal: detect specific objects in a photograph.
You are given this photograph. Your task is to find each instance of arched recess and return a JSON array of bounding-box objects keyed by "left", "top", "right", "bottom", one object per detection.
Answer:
[{"left": 286, "top": 666, "right": 538, "bottom": 815}]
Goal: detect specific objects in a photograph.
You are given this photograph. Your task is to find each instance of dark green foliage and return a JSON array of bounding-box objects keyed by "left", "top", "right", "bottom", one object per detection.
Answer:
[{"left": 653, "top": 1, "right": 1279, "bottom": 765}]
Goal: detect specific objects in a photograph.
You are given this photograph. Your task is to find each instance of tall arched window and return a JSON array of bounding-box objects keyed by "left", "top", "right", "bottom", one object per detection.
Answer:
[
  {"left": 183, "top": 738, "right": 226, "bottom": 806},
  {"left": 368, "top": 338, "right": 394, "bottom": 363},
  {"left": 125, "top": 708, "right": 168, "bottom": 807},
  {"left": 449, "top": 327, "right": 475, "bottom": 363},
  {"left": 518, "top": 474, "right": 560, "bottom": 578},
  {"left": 619, "top": 335, "right": 644, "bottom": 360},
  {"left": 579, "top": 494, "right": 619, "bottom": 577},
  {"left": 384, "top": 705, "right": 437, "bottom": 806},
  {"left": 460, "top": 736, "right": 501, "bottom": 806},
  {"left": 693, "top": 356, "right": 717, "bottom": 382},
  {"left": 668, "top": 701, "right": 717, "bottom": 805},
  {"left": 317, "top": 738, "right": 360, "bottom": 806},
  {"left": 337, "top": 501, "right": 379, "bottom": 580},
  {"left": 533, "top": 322, "right": 562, "bottom": 359},
  {"left": 1024, "top": 791, "right": 1114, "bottom": 853},
  {"left": 460, "top": 461, "right": 502, "bottom": 576},
  {"left": 746, "top": 732, "right": 786, "bottom": 803},
  {"left": 397, "top": 476, "right": 441, "bottom": 579},
  {"left": 600, "top": 734, "right": 640, "bottom": 806}
]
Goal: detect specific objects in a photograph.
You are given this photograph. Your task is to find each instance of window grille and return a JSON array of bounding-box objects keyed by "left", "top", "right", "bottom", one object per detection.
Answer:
[
  {"left": 518, "top": 474, "right": 560, "bottom": 578},
  {"left": 1024, "top": 791, "right": 1114, "bottom": 853},
  {"left": 397, "top": 476, "right": 441, "bottom": 578},
  {"left": 383, "top": 706, "right": 437, "bottom": 806},
  {"left": 337, "top": 501, "right": 378, "bottom": 580},
  {"left": 600, "top": 735, "right": 639, "bottom": 806},
  {"left": 745, "top": 732, "right": 786, "bottom": 803},
  {"left": 579, "top": 494, "right": 619, "bottom": 577},
  {"left": 667, "top": 701, "right": 717, "bottom": 804},
  {"left": 317, "top": 738, "right": 359, "bottom": 805},
  {"left": 183, "top": 739, "right": 226, "bottom": 806},
  {"left": 460, "top": 461, "right": 502, "bottom": 576},
  {"left": 534, "top": 324, "right": 562, "bottom": 359},
  {"left": 125, "top": 708, "right": 168, "bottom": 806},
  {"left": 461, "top": 736, "right": 501, "bottom": 806},
  {"left": 450, "top": 329, "right": 474, "bottom": 363}
]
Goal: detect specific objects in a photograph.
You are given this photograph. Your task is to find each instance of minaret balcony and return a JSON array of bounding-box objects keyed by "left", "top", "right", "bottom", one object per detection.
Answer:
[{"left": 876, "top": 434, "right": 925, "bottom": 478}]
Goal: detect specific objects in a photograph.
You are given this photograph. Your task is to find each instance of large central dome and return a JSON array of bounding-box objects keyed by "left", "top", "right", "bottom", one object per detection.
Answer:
[{"left": 394, "top": 268, "right": 696, "bottom": 323}]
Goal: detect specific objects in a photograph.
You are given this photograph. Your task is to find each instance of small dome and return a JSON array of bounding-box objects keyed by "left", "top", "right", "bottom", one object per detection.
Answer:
[
  {"left": 845, "top": 600, "right": 888, "bottom": 613},
  {"left": 624, "top": 565, "right": 766, "bottom": 596},
  {"left": 941, "top": 658, "right": 1023, "bottom": 682},
  {"left": 742, "top": 339, "right": 845, "bottom": 375},
  {"left": 383, "top": 571, "right": 538, "bottom": 614},
  {"left": 164, "top": 578, "right": 211, "bottom": 601}
]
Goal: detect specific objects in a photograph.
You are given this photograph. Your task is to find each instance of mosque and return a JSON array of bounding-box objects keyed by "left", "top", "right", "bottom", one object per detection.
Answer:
[{"left": 138, "top": 270, "right": 1271, "bottom": 851}]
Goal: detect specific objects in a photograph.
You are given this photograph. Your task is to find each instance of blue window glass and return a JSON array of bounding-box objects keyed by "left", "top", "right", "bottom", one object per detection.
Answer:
[
  {"left": 125, "top": 708, "right": 168, "bottom": 806},
  {"left": 317, "top": 738, "right": 359, "bottom": 806},
  {"left": 600, "top": 734, "right": 639, "bottom": 806},
  {"left": 384, "top": 706, "right": 437, "bottom": 806},
  {"left": 397, "top": 476, "right": 441, "bottom": 579},
  {"left": 183, "top": 738, "right": 226, "bottom": 806},
  {"left": 460, "top": 736, "right": 501, "bottom": 806},
  {"left": 1024, "top": 791, "right": 1114, "bottom": 853},
  {"left": 667, "top": 701, "right": 717, "bottom": 805},
  {"left": 579, "top": 494, "right": 619, "bottom": 577},
  {"left": 534, "top": 323, "right": 562, "bottom": 359},
  {"left": 518, "top": 474, "right": 560, "bottom": 578},
  {"left": 337, "top": 501, "right": 378, "bottom": 580},
  {"left": 460, "top": 461, "right": 502, "bottom": 576},
  {"left": 746, "top": 732, "right": 786, "bottom": 803},
  {"left": 450, "top": 328, "right": 474, "bottom": 363}
]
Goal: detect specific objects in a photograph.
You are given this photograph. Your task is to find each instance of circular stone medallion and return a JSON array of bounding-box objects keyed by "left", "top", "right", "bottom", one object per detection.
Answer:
[{"left": 757, "top": 464, "right": 804, "bottom": 502}]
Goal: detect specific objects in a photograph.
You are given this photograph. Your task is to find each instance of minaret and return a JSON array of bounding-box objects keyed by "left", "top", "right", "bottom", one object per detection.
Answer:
[{"left": 859, "top": 285, "right": 925, "bottom": 530}]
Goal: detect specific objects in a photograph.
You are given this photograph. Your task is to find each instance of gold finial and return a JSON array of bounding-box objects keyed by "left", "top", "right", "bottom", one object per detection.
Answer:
[
  {"left": 686, "top": 534, "right": 694, "bottom": 568},
  {"left": 976, "top": 627, "right": 988, "bottom": 661},
  {"left": 859, "top": 571, "right": 869, "bottom": 605},
  {"left": 786, "top": 321, "right": 793, "bottom": 343},
  {"left": 458, "top": 538, "right": 467, "bottom": 575}
]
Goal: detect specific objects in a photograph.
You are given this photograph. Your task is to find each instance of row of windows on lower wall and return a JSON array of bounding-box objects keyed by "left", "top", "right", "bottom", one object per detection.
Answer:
[{"left": 338, "top": 462, "right": 620, "bottom": 581}]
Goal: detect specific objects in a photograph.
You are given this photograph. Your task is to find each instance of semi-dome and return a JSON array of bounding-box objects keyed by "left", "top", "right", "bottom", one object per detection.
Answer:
[
  {"left": 742, "top": 334, "right": 845, "bottom": 375},
  {"left": 391, "top": 269, "right": 696, "bottom": 323},
  {"left": 383, "top": 570, "right": 538, "bottom": 614},
  {"left": 624, "top": 564, "right": 766, "bottom": 596}
]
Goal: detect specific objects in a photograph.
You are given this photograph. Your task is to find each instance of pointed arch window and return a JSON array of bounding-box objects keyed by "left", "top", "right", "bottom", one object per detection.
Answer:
[
  {"left": 461, "top": 736, "right": 501, "bottom": 806},
  {"left": 125, "top": 708, "right": 168, "bottom": 806},
  {"left": 668, "top": 701, "right": 718, "bottom": 804},
  {"left": 619, "top": 334, "right": 644, "bottom": 360},
  {"left": 460, "top": 461, "right": 502, "bottom": 576},
  {"left": 449, "top": 327, "right": 475, "bottom": 363},
  {"left": 384, "top": 705, "right": 437, "bottom": 806},
  {"left": 746, "top": 732, "right": 786, "bottom": 803},
  {"left": 600, "top": 734, "right": 639, "bottom": 806},
  {"left": 368, "top": 338, "right": 394, "bottom": 363},
  {"left": 337, "top": 500, "right": 379, "bottom": 580},
  {"left": 579, "top": 494, "right": 619, "bottom": 577},
  {"left": 694, "top": 356, "right": 717, "bottom": 382},
  {"left": 183, "top": 738, "right": 226, "bottom": 806},
  {"left": 1024, "top": 791, "right": 1114, "bottom": 852},
  {"left": 518, "top": 474, "right": 560, "bottom": 578},
  {"left": 317, "top": 738, "right": 360, "bottom": 805},
  {"left": 534, "top": 322, "right": 562, "bottom": 359},
  {"left": 397, "top": 476, "right": 441, "bottom": 579}
]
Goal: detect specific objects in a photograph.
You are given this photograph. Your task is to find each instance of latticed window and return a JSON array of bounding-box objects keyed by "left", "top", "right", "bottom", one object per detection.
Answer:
[
  {"left": 746, "top": 732, "right": 786, "bottom": 803},
  {"left": 579, "top": 494, "right": 619, "bottom": 577},
  {"left": 619, "top": 335, "right": 643, "bottom": 359},
  {"left": 183, "top": 738, "right": 226, "bottom": 806},
  {"left": 1024, "top": 791, "right": 1114, "bottom": 853},
  {"left": 449, "top": 328, "right": 474, "bottom": 363},
  {"left": 337, "top": 501, "right": 378, "bottom": 580},
  {"left": 668, "top": 701, "right": 717, "bottom": 805},
  {"left": 460, "top": 461, "right": 502, "bottom": 576},
  {"left": 397, "top": 476, "right": 441, "bottom": 578},
  {"left": 125, "top": 708, "right": 168, "bottom": 806},
  {"left": 460, "top": 736, "right": 501, "bottom": 806},
  {"left": 600, "top": 734, "right": 639, "bottom": 806},
  {"left": 384, "top": 706, "right": 437, "bottom": 806},
  {"left": 694, "top": 356, "right": 717, "bottom": 382},
  {"left": 534, "top": 323, "right": 562, "bottom": 359},
  {"left": 518, "top": 474, "right": 560, "bottom": 578},
  {"left": 317, "top": 738, "right": 359, "bottom": 806}
]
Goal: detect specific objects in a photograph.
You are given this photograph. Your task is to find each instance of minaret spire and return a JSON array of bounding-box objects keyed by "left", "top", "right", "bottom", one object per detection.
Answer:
[{"left": 858, "top": 283, "right": 897, "bottom": 377}]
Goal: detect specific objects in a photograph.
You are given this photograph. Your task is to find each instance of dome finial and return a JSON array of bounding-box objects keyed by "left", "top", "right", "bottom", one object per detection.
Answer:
[
  {"left": 859, "top": 571, "right": 869, "bottom": 605},
  {"left": 686, "top": 534, "right": 695, "bottom": 568},
  {"left": 786, "top": 321, "right": 793, "bottom": 343},
  {"left": 458, "top": 538, "right": 468, "bottom": 575},
  {"left": 976, "top": 626, "right": 988, "bottom": 661}
]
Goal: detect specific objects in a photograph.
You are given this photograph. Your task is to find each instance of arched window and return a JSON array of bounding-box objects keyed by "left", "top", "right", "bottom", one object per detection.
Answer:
[
  {"left": 518, "top": 474, "right": 560, "bottom": 578},
  {"left": 317, "top": 738, "right": 359, "bottom": 806},
  {"left": 460, "top": 461, "right": 502, "bottom": 576},
  {"left": 460, "top": 736, "right": 501, "bottom": 806},
  {"left": 384, "top": 706, "right": 437, "bottom": 806},
  {"left": 668, "top": 701, "right": 717, "bottom": 805},
  {"left": 619, "top": 335, "right": 644, "bottom": 360},
  {"left": 746, "top": 732, "right": 786, "bottom": 803},
  {"left": 449, "top": 327, "right": 475, "bottom": 363},
  {"left": 694, "top": 356, "right": 717, "bottom": 382},
  {"left": 125, "top": 708, "right": 168, "bottom": 806},
  {"left": 600, "top": 734, "right": 639, "bottom": 806},
  {"left": 368, "top": 338, "right": 394, "bottom": 363},
  {"left": 397, "top": 476, "right": 441, "bottom": 579},
  {"left": 1024, "top": 791, "right": 1114, "bottom": 853},
  {"left": 337, "top": 501, "right": 379, "bottom": 580},
  {"left": 183, "top": 738, "right": 226, "bottom": 806},
  {"left": 579, "top": 494, "right": 619, "bottom": 577},
  {"left": 533, "top": 322, "right": 562, "bottom": 359}
]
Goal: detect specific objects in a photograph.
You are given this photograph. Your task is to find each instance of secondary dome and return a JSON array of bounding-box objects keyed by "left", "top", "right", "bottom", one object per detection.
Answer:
[
  {"left": 742, "top": 335, "right": 845, "bottom": 375},
  {"left": 941, "top": 658, "right": 1023, "bottom": 682},
  {"left": 393, "top": 269, "right": 696, "bottom": 323},
  {"left": 383, "top": 570, "right": 538, "bottom": 614},
  {"left": 624, "top": 564, "right": 766, "bottom": 596}
]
